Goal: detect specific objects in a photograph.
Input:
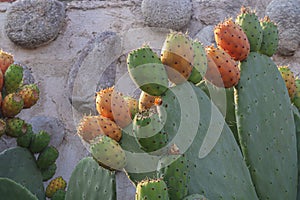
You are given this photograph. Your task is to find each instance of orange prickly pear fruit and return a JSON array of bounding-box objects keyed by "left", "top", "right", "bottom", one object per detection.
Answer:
[
  {"left": 205, "top": 46, "right": 240, "bottom": 88},
  {"left": 139, "top": 91, "right": 161, "bottom": 112},
  {"left": 214, "top": 18, "right": 250, "bottom": 61},
  {"left": 278, "top": 66, "right": 296, "bottom": 99},
  {"left": 0, "top": 50, "right": 14, "bottom": 74}
]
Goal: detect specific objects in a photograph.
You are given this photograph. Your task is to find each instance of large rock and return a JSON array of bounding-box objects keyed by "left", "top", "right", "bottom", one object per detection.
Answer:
[
  {"left": 266, "top": 0, "right": 300, "bottom": 56},
  {"left": 194, "top": 25, "right": 215, "bottom": 47},
  {"left": 5, "top": 0, "right": 66, "bottom": 49},
  {"left": 67, "top": 31, "right": 121, "bottom": 115},
  {"left": 141, "top": 0, "right": 192, "bottom": 30}
]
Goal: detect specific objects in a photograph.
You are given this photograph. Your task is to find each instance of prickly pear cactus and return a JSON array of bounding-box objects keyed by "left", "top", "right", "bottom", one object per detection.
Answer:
[
  {"left": 235, "top": 52, "right": 298, "bottom": 199},
  {"left": 157, "top": 82, "right": 258, "bottom": 199},
  {"left": 0, "top": 147, "right": 45, "bottom": 199},
  {"left": 292, "top": 105, "right": 300, "bottom": 200},
  {"left": 66, "top": 157, "right": 116, "bottom": 200},
  {"left": 0, "top": 178, "right": 38, "bottom": 200},
  {"left": 183, "top": 194, "right": 208, "bottom": 200},
  {"left": 259, "top": 16, "right": 278, "bottom": 57},
  {"left": 135, "top": 179, "right": 169, "bottom": 200}
]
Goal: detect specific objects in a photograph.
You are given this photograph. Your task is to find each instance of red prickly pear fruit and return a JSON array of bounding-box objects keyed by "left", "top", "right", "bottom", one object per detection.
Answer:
[
  {"left": 2, "top": 93, "right": 24, "bottom": 117},
  {"left": 205, "top": 46, "right": 240, "bottom": 88},
  {"left": 95, "top": 87, "right": 132, "bottom": 128},
  {"left": 161, "top": 32, "right": 194, "bottom": 84},
  {"left": 18, "top": 84, "right": 40, "bottom": 108},
  {"left": 77, "top": 115, "right": 122, "bottom": 143},
  {"left": 214, "top": 18, "right": 250, "bottom": 61},
  {"left": 0, "top": 50, "right": 14, "bottom": 75}
]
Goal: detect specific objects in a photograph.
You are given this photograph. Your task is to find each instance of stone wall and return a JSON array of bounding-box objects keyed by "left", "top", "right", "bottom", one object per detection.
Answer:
[{"left": 0, "top": 0, "right": 299, "bottom": 199}]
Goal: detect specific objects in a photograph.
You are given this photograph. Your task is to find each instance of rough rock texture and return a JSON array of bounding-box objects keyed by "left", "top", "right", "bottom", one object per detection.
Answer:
[
  {"left": 141, "top": 0, "right": 192, "bottom": 30},
  {"left": 5, "top": 0, "right": 66, "bottom": 49},
  {"left": 194, "top": 25, "right": 215, "bottom": 47},
  {"left": 29, "top": 116, "right": 66, "bottom": 148},
  {"left": 68, "top": 31, "right": 121, "bottom": 115},
  {"left": 266, "top": 0, "right": 300, "bottom": 56}
]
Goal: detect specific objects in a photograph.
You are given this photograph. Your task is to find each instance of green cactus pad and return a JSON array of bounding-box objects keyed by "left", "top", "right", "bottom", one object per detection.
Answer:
[
  {"left": 157, "top": 154, "right": 189, "bottom": 200},
  {"left": 0, "top": 147, "right": 45, "bottom": 199},
  {"left": 292, "top": 105, "right": 300, "bottom": 200},
  {"left": 16, "top": 123, "right": 33, "bottom": 148},
  {"left": 157, "top": 82, "right": 258, "bottom": 199},
  {"left": 66, "top": 157, "right": 116, "bottom": 200},
  {"left": 293, "top": 79, "right": 300, "bottom": 109},
  {"left": 36, "top": 146, "right": 59, "bottom": 170},
  {"left": 41, "top": 163, "right": 57, "bottom": 182},
  {"left": 188, "top": 40, "right": 207, "bottom": 84},
  {"left": 259, "top": 17, "right": 279, "bottom": 56},
  {"left": 133, "top": 111, "right": 168, "bottom": 153},
  {"left": 51, "top": 189, "right": 66, "bottom": 200},
  {"left": 127, "top": 46, "right": 168, "bottom": 96},
  {"left": 183, "top": 194, "right": 208, "bottom": 200},
  {"left": 236, "top": 7, "right": 263, "bottom": 52},
  {"left": 136, "top": 179, "right": 169, "bottom": 200},
  {"left": 0, "top": 178, "right": 38, "bottom": 200},
  {"left": 4, "top": 64, "right": 23, "bottom": 94},
  {"left": 235, "top": 52, "right": 297, "bottom": 199},
  {"left": 29, "top": 130, "right": 51, "bottom": 153}
]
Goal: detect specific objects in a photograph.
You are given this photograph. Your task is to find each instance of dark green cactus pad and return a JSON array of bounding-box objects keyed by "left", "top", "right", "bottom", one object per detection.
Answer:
[
  {"left": 292, "top": 105, "right": 300, "bottom": 200},
  {"left": 127, "top": 46, "right": 168, "bottom": 96},
  {"left": 5, "top": 117, "right": 27, "bottom": 137},
  {"left": 236, "top": 8, "right": 263, "bottom": 52},
  {"left": 0, "top": 178, "right": 38, "bottom": 200},
  {"left": 235, "top": 52, "right": 297, "bottom": 199},
  {"left": 157, "top": 154, "right": 189, "bottom": 200},
  {"left": 259, "top": 17, "right": 278, "bottom": 57},
  {"left": 65, "top": 157, "right": 116, "bottom": 200},
  {"left": 198, "top": 81, "right": 238, "bottom": 142},
  {"left": 0, "top": 147, "right": 45, "bottom": 199},
  {"left": 183, "top": 194, "right": 208, "bottom": 200},
  {"left": 17, "top": 123, "right": 33, "bottom": 148},
  {"left": 51, "top": 189, "right": 66, "bottom": 200},
  {"left": 188, "top": 40, "right": 207, "bottom": 84},
  {"left": 36, "top": 146, "right": 59, "bottom": 170},
  {"left": 136, "top": 179, "right": 169, "bottom": 200},
  {"left": 41, "top": 163, "right": 57, "bottom": 182},
  {"left": 293, "top": 79, "right": 300, "bottom": 110},
  {"left": 29, "top": 130, "right": 51, "bottom": 153},
  {"left": 133, "top": 111, "right": 168, "bottom": 153},
  {"left": 4, "top": 64, "right": 23, "bottom": 94},
  {"left": 157, "top": 82, "right": 258, "bottom": 199}
]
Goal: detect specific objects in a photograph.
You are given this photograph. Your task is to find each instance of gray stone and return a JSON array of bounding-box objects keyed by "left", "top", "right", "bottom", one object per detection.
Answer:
[
  {"left": 116, "top": 171, "right": 136, "bottom": 200},
  {"left": 67, "top": 31, "right": 122, "bottom": 115},
  {"left": 141, "top": 0, "right": 192, "bottom": 30},
  {"left": 266, "top": 0, "right": 300, "bottom": 56},
  {"left": 5, "top": 0, "right": 66, "bottom": 49},
  {"left": 194, "top": 25, "right": 215, "bottom": 47},
  {"left": 29, "top": 116, "right": 66, "bottom": 148},
  {"left": 14, "top": 62, "right": 35, "bottom": 85}
]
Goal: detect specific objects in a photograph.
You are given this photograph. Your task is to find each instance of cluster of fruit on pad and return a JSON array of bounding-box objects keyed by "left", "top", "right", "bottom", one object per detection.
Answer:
[{"left": 0, "top": 51, "right": 64, "bottom": 200}]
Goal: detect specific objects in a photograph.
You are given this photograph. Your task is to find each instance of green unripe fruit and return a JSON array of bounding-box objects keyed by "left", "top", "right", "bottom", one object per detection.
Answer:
[
  {"left": 41, "top": 163, "right": 57, "bottom": 182},
  {"left": 17, "top": 124, "right": 33, "bottom": 148},
  {"left": 51, "top": 189, "right": 66, "bottom": 200},
  {"left": 29, "top": 130, "right": 51, "bottom": 153},
  {"left": 4, "top": 64, "right": 23, "bottom": 94},
  {"left": 36, "top": 146, "right": 59, "bottom": 169},
  {"left": 5, "top": 117, "right": 27, "bottom": 137},
  {"left": 135, "top": 179, "right": 169, "bottom": 200}
]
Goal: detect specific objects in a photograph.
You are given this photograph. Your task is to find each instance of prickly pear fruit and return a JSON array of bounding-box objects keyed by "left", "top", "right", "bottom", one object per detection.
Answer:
[
  {"left": 29, "top": 130, "right": 51, "bottom": 153},
  {"left": 293, "top": 79, "right": 300, "bottom": 109},
  {"left": 133, "top": 111, "right": 168, "bottom": 153},
  {"left": 4, "top": 64, "right": 23, "bottom": 94},
  {"left": 2, "top": 93, "right": 24, "bottom": 117},
  {"left": 18, "top": 84, "right": 39, "bottom": 108},
  {"left": 51, "top": 189, "right": 66, "bottom": 200},
  {"left": 157, "top": 145, "right": 189, "bottom": 200},
  {"left": 0, "top": 50, "right": 14, "bottom": 74},
  {"left": 214, "top": 18, "right": 250, "bottom": 61},
  {"left": 95, "top": 87, "right": 132, "bottom": 128},
  {"left": 41, "top": 163, "right": 57, "bottom": 182},
  {"left": 124, "top": 96, "right": 139, "bottom": 119},
  {"left": 127, "top": 45, "right": 168, "bottom": 96},
  {"left": 161, "top": 32, "right": 194, "bottom": 84},
  {"left": 278, "top": 66, "right": 296, "bottom": 99},
  {"left": 90, "top": 135, "right": 127, "bottom": 171},
  {"left": 16, "top": 123, "right": 33, "bottom": 148},
  {"left": 0, "top": 70, "right": 3, "bottom": 92},
  {"left": 5, "top": 117, "right": 27, "bottom": 137},
  {"left": 236, "top": 6, "right": 263, "bottom": 52},
  {"left": 205, "top": 46, "right": 240, "bottom": 88},
  {"left": 0, "top": 119, "right": 6, "bottom": 137},
  {"left": 46, "top": 176, "right": 67, "bottom": 198},
  {"left": 188, "top": 40, "right": 207, "bottom": 84},
  {"left": 139, "top": 91, "right": 161, "bottom": 111},
  {"left": 77, "top": 115, "right": 122, "bottom": 143},
  {"left": 183, "top": 194, "right": 208, "bottom": 200},
  {"left": 36, "top": 146, "right": 59, "bottom": 170},
  {"left": 135, "top": 179, "right": 169, "bottom": 200},
  {"left": 259, "top": 16, "right": 279, "bottom": 56}
]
